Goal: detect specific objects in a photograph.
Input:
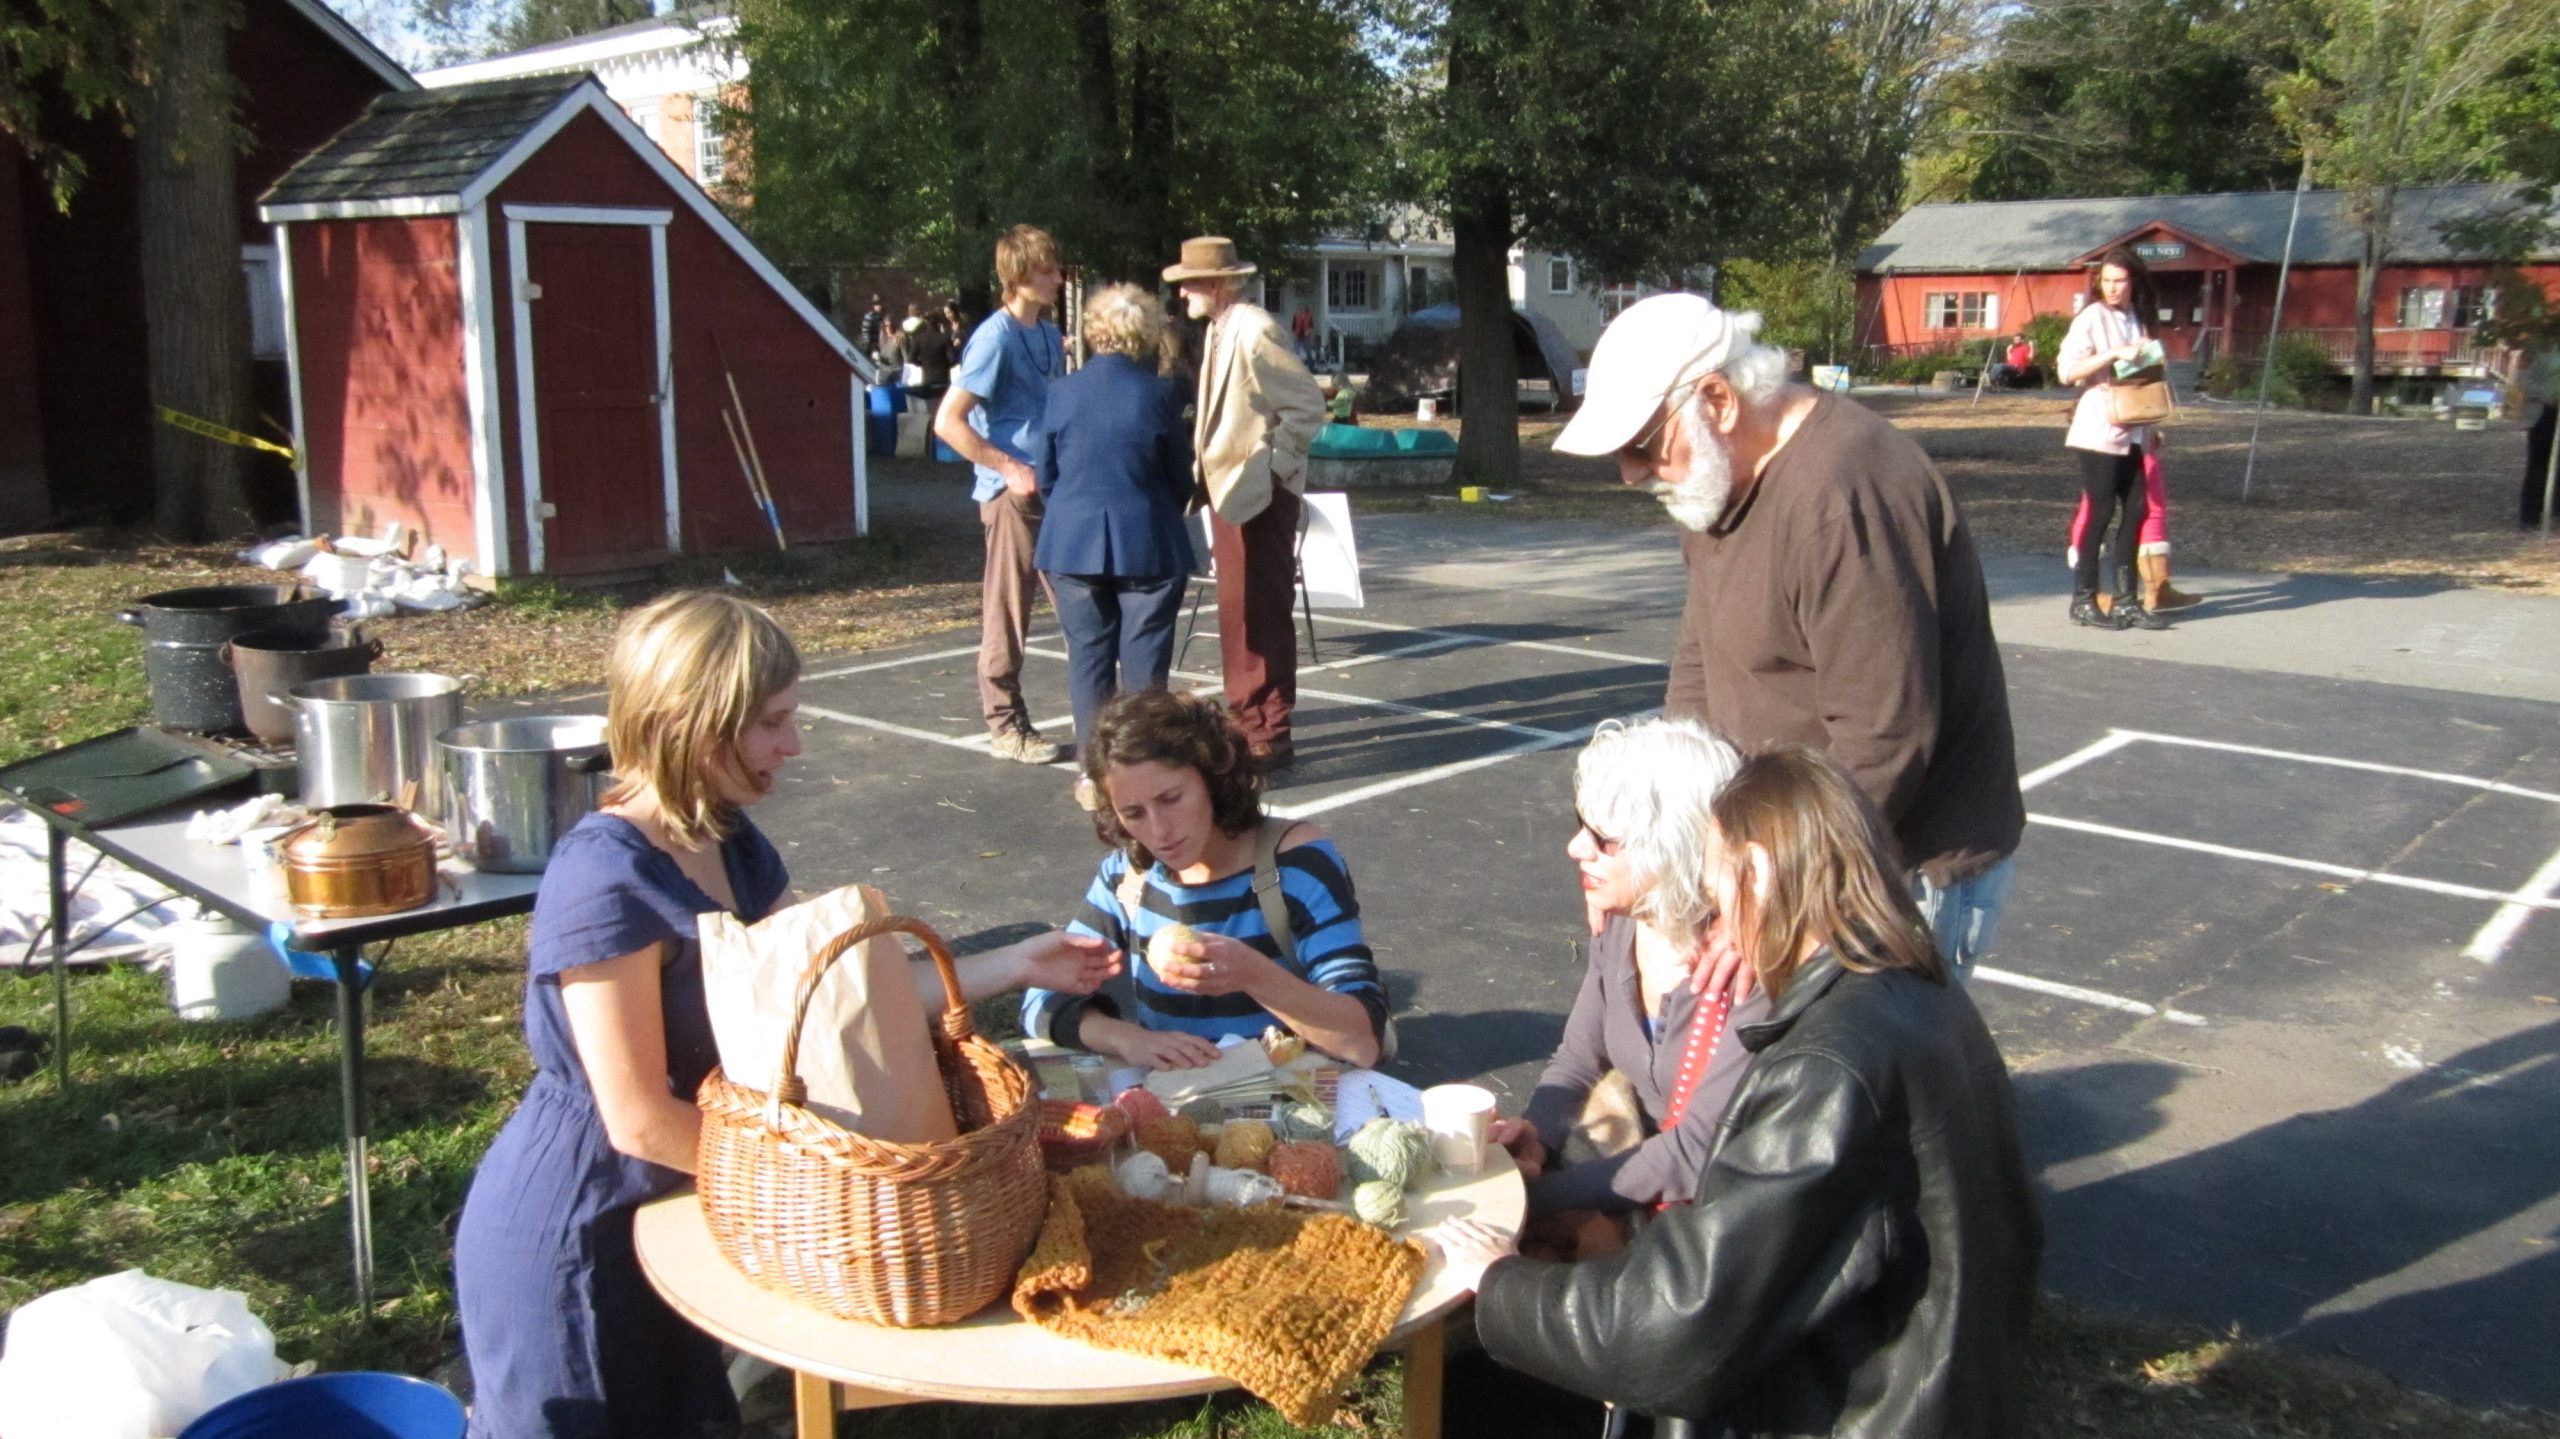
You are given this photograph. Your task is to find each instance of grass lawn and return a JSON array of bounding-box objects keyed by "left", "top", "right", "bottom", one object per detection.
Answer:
[{"left": 5, "top": 466, "right": 2558, "bottom": 1434}]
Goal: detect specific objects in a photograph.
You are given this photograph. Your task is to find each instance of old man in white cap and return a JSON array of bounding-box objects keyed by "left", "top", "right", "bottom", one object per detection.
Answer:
[
  {"left": 1555, "top": 295, "right": 2024, "bottom": 978},
  {"left": 1166, "top": 236, "right": 1327, "bottom": 770}
]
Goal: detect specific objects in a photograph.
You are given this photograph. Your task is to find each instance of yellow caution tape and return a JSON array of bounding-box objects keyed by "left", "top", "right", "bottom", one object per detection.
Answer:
[{"left": 156, "top": 407, "right": 298, "bottom": 464}]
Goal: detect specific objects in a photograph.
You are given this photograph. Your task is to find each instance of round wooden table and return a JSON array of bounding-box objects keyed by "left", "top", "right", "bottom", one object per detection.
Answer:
[{"left": 634, "top": 1146, "right": 1525, "bottom": 1439}]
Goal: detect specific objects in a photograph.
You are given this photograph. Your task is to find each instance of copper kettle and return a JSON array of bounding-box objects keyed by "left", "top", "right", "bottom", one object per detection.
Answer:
[{"left": 281, "top": 804, "right": 439, "bottom": 919}]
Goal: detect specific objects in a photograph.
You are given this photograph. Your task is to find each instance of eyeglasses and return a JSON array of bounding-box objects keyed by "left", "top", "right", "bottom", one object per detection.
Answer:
[
  {"left": 1574, "top": 807, "right": 1623, "bottom": 854},
  {"left": 1617, "top": 402, "right": 1676, "bottom": 462}
]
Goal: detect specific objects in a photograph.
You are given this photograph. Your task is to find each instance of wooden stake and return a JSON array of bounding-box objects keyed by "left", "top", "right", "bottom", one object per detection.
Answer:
[{"left": 713, "top": 330, "right": 788, "bottom": 550}]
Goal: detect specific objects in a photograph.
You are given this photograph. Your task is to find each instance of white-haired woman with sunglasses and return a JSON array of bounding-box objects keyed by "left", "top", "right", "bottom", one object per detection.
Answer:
[{"left": 1487, "top": 718, "right": 1752, "bottom": 1250}]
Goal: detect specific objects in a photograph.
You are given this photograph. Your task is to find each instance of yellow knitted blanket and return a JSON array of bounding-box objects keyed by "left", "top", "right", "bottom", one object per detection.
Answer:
[{"left": 1010, "top": 1169, "right": 1424, "bottom": 1426}]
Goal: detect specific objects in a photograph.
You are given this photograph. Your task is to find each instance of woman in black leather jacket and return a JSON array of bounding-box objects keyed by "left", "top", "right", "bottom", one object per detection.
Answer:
[{"left": 1442, "top": 746, "right": 2041, "bottom": 1438}]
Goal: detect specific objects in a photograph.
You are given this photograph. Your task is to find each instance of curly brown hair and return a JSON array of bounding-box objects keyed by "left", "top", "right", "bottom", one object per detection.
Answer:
[{"left": 1082, "top": 688, "right": 1262, "bottom": 868}]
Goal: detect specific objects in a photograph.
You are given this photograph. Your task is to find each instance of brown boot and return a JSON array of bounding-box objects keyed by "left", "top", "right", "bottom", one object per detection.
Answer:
[{"left": 2140, "top": 552, "right": 2201, "bottom": 611}]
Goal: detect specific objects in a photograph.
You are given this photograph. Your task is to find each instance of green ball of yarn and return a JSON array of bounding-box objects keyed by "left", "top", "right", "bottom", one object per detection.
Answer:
[
  {"left": 1344, "top": 1118, "right": 1430, "bottom": 1190},
  {"left": 1178, "top": 1096, "right": 1227, "bottom": 1126},
  {"left": 1273, "top": 1100, "right": 1334, "bottom": 1144},
  {"left": 1352, "top": 1178, "right": 1407, "bottom": 1228}
]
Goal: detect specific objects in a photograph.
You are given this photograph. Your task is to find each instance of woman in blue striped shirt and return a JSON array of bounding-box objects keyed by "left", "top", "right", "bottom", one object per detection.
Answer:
[{"left": 1023, "top": 688, "right": 1387, "bottom": 1069}]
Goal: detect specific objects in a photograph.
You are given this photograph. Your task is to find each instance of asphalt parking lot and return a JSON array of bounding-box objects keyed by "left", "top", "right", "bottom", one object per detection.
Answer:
[{"left": 746, "top": 508, "right": 2560, "bottom": 1411}]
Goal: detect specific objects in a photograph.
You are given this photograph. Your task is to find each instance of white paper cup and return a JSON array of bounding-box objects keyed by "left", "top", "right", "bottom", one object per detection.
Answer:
[{"left": 1421, "top": 1082, "right": 1496, "bottom": 1176}]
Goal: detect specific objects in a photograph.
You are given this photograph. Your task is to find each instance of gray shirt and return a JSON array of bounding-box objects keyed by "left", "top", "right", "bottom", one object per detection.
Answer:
[{"left": 1519, "top": 914, "right": 1770, "bottom": 1214}]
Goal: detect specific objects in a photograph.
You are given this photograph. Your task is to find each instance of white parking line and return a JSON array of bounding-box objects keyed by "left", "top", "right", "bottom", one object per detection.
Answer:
[
  {"left": 2462, "top": 843, "right": 2560, "bottom": 963},
  {"left": 1972, "top": 966, "right": 2208, "bottom": 1026},
  {"left": 2027, "top": 813, "right": 2560, "bottom": 912},
  {"left": 1021, "top": 646, "right": 1573, "bottom": 742},
  {"left": 1304, "top": 634, "right": 1480, "bottom": 675},
  {"left": 2018, "top": 731, "right": 2139, "bottom": 792},
  {"left": 802, "top": 643, "right": 985, "bottom": 683},
  {"left": 2114, "top": 729, "right": 2560, "bottom": 806},
  {"left": 1315, "top": 613, "right": 1662, "bottom": 668},
  {"left": 1268, "top": 727, "right": 1601, "bottom": 821}
]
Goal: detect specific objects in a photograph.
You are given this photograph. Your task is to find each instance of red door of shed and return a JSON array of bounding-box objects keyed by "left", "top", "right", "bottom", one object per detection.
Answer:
[{"left": 523, "top": 223, "right": 665, "bottom": 573}]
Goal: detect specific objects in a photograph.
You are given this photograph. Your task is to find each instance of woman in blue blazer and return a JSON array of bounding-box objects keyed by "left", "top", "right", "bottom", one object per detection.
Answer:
[{"left": 1033, "top": 283, "right": 1198, "bottom": 798}]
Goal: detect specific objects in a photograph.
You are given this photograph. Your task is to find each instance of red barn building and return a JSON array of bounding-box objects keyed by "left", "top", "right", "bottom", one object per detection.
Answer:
[
  {"left": 0, "top": 0, "right": 409, "bottom": 533},
  {"left": 1855, "top": 184, "right": 2560, "bottom": 379},
  {"left": 260, "top": 73, "right": 874, "bottom": 578}
]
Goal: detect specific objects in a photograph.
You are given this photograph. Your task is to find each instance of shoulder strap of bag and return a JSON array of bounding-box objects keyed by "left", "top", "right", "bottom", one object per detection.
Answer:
[{"left": 1253, "top": 818, "right": 1301, "bottom": 966}]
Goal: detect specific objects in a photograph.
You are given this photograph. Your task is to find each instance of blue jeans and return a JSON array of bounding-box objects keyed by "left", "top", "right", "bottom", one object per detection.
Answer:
[
  {"left": 1913, "top": 856, "right": 2015, "bottom": 984},
  {"left": 1047, "top": 572, "right": 1186, "bottom": 753}
]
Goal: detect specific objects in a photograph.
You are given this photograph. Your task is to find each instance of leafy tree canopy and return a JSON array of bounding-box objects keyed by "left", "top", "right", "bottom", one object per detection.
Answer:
[{"left": 731, "top": 0, "right": 1391, "bottom": 295}]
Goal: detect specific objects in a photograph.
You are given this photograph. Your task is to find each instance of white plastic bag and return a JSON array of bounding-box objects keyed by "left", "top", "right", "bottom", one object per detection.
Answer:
[{"left": 0, "top": 1269, "right": 286, "bottom": 1438}]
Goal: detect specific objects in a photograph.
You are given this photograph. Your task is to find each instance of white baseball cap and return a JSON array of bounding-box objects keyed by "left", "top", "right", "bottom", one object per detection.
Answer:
[{"left": 1553, "top": 293, "right": 1741, "bottom": 457}]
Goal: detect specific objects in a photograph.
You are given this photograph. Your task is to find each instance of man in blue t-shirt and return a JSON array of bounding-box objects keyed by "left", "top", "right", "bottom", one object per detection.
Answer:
[{"left": 934, "top": 225, "right": 1069, "bottom": 763}]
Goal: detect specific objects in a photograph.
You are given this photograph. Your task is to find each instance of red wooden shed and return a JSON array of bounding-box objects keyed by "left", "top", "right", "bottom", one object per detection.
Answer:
[{"left": 259, "top": 73, "right": 875, "bottom": 578}]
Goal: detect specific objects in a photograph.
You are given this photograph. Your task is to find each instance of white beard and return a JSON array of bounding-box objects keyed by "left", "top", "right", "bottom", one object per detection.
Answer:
[{"left": 1646, "top": 397, "right": 1733, "bottom": 532}]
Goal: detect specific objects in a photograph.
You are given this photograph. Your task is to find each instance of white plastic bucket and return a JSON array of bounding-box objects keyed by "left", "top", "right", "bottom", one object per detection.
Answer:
[
  {"left": 1417, "top": 397, "right": 1440, "bottom": 422},
  {"left": 167, "top": 913, "right": 291, "bottom": 1022}
]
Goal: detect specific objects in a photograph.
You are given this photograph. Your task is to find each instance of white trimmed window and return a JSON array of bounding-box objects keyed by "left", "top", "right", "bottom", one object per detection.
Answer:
[
  {"left": 2452, "top": 286, "right": 2496, "bottom": 330},
  {"left": 1326, "top": 263, "right": 1376, "bottom": 311},
  {"left": 1599, "top": 277, "right": 1642, "bottom": 319},
  {"left": 694, "top": 96, "right": 726, "bottom": 184},
  {"left": 1924, "top": 291, "right": 1996, "bottom": 330},
  {"left": 2396, "top": 286, "right": 2448, "bottom": 329},
  {"left": 1547, "top": 256, "right": 1572, "bottom": 293}
]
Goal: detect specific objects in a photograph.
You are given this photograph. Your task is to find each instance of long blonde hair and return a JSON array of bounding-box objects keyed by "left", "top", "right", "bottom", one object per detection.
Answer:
[
  {"left": 602, "top": 591, "right": 800, "bottom": 848},
  {"left": 1711, "top": 747, "right": 1943, "bottom": 998}
]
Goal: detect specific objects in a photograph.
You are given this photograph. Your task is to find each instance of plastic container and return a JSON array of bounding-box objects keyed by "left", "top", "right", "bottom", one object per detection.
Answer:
[
  {"left": 178, "top": 1371, "right": 464, "bottom": 1439},
  {"left": 167, "top": 911, "right": 291, "bottom": 1022},
  {"left": 866, "top": 383, "right": 906, "bottom": 456}
]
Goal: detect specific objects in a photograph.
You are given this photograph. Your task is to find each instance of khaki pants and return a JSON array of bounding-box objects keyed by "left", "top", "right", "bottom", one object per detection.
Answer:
[{"left": 978, "top": 488, "right": 1052, "bottom": 735}]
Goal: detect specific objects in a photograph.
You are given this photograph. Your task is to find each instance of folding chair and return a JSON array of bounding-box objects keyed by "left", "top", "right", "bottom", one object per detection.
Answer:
[{"left": 1176, "top": 504, "right": 1320, "bottom": 672}]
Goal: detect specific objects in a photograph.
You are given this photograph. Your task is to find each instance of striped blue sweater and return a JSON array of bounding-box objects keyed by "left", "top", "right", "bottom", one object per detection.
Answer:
[{"left": 1022, "top": 838, "right": 1387, "bottom": 1050}]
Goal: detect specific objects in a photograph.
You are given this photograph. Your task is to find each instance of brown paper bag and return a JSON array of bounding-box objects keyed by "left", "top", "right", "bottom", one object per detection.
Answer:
[{"left": 701, "top": 883, "right": 958, "bottom": 1143}]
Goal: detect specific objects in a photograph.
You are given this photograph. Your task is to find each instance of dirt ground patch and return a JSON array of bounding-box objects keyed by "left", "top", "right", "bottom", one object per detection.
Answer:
[{"left": 1372, "top": 391, "right": 2560, "bottom": 593}]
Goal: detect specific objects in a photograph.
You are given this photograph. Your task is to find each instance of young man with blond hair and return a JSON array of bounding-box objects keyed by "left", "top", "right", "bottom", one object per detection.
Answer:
[
  {"left": 1164, "top": 235, "right": 1326, "bottom": 770},
  {"left": 937, "top": 225, "right": 1069, "bottom": 763}
]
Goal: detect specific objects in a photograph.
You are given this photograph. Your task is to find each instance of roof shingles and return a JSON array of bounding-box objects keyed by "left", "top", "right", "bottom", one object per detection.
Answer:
[
  {"left": 1858, "top": 184, "right": 2555, "bottom": 274},
  {"left": 262, "top": 73, "right": 589, "bottom": 208}
]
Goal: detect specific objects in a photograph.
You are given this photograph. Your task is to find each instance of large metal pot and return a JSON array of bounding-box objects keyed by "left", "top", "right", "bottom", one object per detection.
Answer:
[
  {"left": 280, "top": 804, "right": 439, "bottom": 919},
  {"left": 290, "top": 673, "right": 465, "bottom": 821},
  {"left": 118, "top": 585, "right": 341, "bottom": 734},
  {"left": 437, "top": 716, "right": 612, "bottom": 874},
  {"left": 225, "top": 628, "right": 383, "bottom": 746}
]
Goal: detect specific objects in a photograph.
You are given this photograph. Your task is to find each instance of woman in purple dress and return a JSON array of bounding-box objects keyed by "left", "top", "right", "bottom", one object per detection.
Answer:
[{"left": 452, "top": 592, "right": 1115, "bottom": 1438}]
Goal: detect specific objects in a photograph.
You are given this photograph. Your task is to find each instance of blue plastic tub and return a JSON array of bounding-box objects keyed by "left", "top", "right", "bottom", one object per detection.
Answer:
[
  {"left": 865, "top": 384, "right": 905, "bottom": 456},
  {"left": 180, "top": 1372, "right": 464, "bottom": 1439}
]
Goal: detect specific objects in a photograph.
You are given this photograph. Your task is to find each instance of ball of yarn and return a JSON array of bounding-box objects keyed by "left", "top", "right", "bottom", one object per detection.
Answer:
[
  {"left": 1146, "top": 922, "right": 1200, "bottom": 969},
  {"left": 1113, "top": 1151, "right": 1178, "bottom": 1202},
  {"left": 1177, "top": 1096, "right": 1227, "bottom": 1127},
  {"left": 1266, "top": 1140, "right": 1344, "bottom": 1200},
  {"left": 1136, "top": 1115, "right": 1203, "bottom": 1170},
  {"left": 1213, "top": 1118, "right": 1277, "bottom": 1172},
  {"left": 1344, "top": 1118, "right": 1431, "bottom": 1191},
  {"left": 1273, "top": 1100, "right": 1335, "bottom": 1144},
  {"left": 1112, "top": 1087, "right": 1171, "bottom": 1127},
  {"left": 1351, "top": 1178, "right": 1407, "bottom": 1229}
]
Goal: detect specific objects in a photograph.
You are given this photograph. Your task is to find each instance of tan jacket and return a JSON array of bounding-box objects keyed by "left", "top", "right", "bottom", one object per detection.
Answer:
[{"left": 1195, "top": 302, "right": 1327, "bottom": 524}]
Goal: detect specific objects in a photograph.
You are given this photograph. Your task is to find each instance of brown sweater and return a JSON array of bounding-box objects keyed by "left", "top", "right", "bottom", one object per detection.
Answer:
[{"left": 1667, "top": 392, "right": 2023, "bottom": 882}]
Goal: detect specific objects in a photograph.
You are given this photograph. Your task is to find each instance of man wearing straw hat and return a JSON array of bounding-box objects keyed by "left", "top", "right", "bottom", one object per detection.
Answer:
[{"left": 1165, "top": 236, "right": 1327, "bottom": 771}]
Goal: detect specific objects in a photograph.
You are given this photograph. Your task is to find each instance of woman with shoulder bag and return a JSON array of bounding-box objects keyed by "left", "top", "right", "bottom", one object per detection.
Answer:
[
  {"left": 1022, "top": 687, "right": 1389, "bottom": 1071},
  {"left": 2058, "top": 246, "right": 2173, "bottom": 631}
]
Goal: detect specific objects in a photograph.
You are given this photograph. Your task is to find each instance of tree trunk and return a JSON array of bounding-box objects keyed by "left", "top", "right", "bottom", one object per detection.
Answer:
[
  {"left": 2348, "top": 187, "right": 2394, "bottom": 417},
  {"left": 137, "top": 0, "right": 253, "bottom": 540},
  {"left": 926, "top": 0, "right": 993, "bottom": 312},
  {"left": 1452, "top": 182, "right": 1517, "bottom": 489}
]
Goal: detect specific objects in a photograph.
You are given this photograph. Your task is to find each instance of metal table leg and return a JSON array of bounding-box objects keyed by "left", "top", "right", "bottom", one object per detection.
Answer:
[
  {"left": 332, "top": 944, "right": 374, "bottom": 1310},
  {"left": 47, "top": 824, "right": 69, "bottom": 1090}
]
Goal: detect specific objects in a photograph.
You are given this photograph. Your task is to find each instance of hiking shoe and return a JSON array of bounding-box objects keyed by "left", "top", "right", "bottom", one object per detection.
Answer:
[
  {"left": 989, "top": 728, "right": 1064, "bottom": 764},
  {"left": 1072, "top": 775, "right": 1102, "bottom": 812}
]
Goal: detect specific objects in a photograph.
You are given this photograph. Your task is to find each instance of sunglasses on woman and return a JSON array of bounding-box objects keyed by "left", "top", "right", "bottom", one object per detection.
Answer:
[{"left": 1574, "top": 807, "right": 1623, "bottom": 855}]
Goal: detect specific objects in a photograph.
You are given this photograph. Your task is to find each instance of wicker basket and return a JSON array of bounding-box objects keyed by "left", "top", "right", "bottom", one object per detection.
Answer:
[
  {"left": 1037, "top": 1098, "right": 1131, "bottom": 1171},
  {"left": 695, "top": 914, "right": 1048, "bottom": 1327}
]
